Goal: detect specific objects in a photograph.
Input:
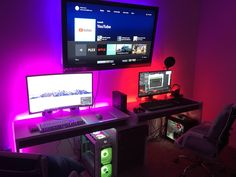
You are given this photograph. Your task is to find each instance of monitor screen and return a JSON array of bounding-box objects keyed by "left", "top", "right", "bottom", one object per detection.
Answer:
[
  {"left": 26, "top": 73, "right": 93, "bottom": 114},
  {"left": 138, "top": 70, "right": 172, "bottom": 98},
  {"left": 62, "top": 0, "right": 159, "bottom": 71}
]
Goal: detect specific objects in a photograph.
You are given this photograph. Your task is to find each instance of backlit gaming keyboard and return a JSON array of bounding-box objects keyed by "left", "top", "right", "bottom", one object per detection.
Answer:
[
  {"left": 139, "top": 99, "right": 177, "bottom": 111},
  {"left": 37, "top": 117, "right": 86, "bottom": 133}
]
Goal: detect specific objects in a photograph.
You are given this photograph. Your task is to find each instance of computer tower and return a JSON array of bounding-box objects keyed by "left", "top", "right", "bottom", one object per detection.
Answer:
[
  {"left": 112, "top": 91, "right": 127, "bottom": 113},
  {"left": 80, "top": 128, "right": 117, "bottom": 177},
  {"left": 165, "top": 115, "right": 198, "bottom": 141}
]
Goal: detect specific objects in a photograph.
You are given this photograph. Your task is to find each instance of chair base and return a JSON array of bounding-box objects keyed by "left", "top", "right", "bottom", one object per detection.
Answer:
[{"left": 174, "top": 154, "right": 221, "bottom": 177}]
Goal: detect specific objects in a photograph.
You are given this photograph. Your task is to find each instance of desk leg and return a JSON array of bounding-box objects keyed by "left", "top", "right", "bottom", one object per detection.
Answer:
[
  {"left": 15, "top": 142, "right": 20, "bottom": 153},
  {"left": 117, "top": 124, "right": 149, "bottom": 174}
]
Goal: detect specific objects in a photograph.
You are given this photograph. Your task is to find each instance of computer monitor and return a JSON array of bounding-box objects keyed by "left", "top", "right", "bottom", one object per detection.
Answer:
[
  {"left": 26, "top": 73, "right": 93, "bottom": 114},
  {"left": 138, "top": 70, "right": 172, "bottom": 99},
  {"left": 62, "top": 0, "right": 159, "bottom": 71}
]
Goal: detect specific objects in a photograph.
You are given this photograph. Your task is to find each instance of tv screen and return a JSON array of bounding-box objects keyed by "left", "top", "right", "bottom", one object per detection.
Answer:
[
  {"left": 26, "top": 73, "right": 93, "bottom": 114},
  {"left": 138, "top": 70, "right": 172, "bottom": 98},
  {"left": 62, "top": 0, "right": 159, "bottom": 71}
]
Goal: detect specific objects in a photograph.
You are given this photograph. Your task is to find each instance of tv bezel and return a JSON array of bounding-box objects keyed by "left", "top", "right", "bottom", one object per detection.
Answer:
[
  {"left": 26, "top": 72, "right": 93, "bottom": 114},
  {"left": 62, "top": 0, "right": 159, "bottom": 71},
  {"left": 138, "top": 70, "right": 172, "bottom": 98}
]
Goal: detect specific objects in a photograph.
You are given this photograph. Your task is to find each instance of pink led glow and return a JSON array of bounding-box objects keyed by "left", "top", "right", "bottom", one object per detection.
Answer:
[
  {"left": 15, "top": 112, "right": 43, "bottom": 121},
  {"left": 92, "top": 102, "right": 109, "bottom": 108},
  {"left": 2, "top": 0, "right": 162, "bottom": 151},
  {"left": 15, "top": 101, "right": 109, "bottom": 121},
  {"left": 11, "top": 121, "right": 16, "bottom": 152}
]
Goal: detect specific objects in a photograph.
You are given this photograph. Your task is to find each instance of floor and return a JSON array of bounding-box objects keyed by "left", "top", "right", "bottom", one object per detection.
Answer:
[{"left": 118, "top": 139, "right": 236, "bottom": 177}]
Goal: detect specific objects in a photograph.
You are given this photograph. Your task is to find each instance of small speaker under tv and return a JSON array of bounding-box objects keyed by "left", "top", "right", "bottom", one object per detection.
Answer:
[{"left": 112, "top": 91, "right": 127, "bottom": 113}]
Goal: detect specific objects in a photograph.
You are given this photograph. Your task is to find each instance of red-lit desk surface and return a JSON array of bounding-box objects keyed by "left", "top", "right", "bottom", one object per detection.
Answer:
[
  {"left": 127, "top": 97, "right": 203, "bottom": 122},
  {"left": 13, "top": 106, "right": 130, "bottom": 152}
]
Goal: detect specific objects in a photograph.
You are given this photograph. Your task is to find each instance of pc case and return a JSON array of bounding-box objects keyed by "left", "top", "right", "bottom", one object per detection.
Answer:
[
  {"left": 165, "top": 115, "right": 198, "bottom": 141},
  {"left": 80, "top": 128, "right": 117, "bottom": 177}
]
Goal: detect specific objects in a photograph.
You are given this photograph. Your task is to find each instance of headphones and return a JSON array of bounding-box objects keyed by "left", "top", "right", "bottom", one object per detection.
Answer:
[{"left": 171, "top": 84, "right": 182, "bottom": 98}]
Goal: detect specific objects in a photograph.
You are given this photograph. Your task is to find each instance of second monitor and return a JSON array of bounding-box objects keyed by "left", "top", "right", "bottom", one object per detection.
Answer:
[{"left": 138, "top": 70, "right": 172, "bottom": 100}]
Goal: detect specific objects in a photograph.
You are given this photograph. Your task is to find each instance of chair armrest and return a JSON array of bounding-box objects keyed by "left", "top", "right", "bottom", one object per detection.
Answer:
[
  {"left": 179, "top": 131, "right": 217, "bottom": 156},
  {"left": 187, "top": 123, "right": 211, "bottom": 136},
  {"left": 182, "top": 131, "right": 205, "bottom": 145}
]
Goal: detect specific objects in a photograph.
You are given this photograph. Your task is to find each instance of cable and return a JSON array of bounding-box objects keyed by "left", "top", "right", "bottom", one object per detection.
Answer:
[
  {"left": 67, "top": 138, "right": 74, "bottom": 151},
  {"left": 56, "top": 140, "right": 62, "bottom": 153},
  {"left": 148, "top": 118, "right": 166, "bottom": 141}
]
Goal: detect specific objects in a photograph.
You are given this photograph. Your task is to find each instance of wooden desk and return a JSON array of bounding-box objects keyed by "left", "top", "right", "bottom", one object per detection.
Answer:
[{"left": 13, "top": 106, "right": 130, "bottom": 152}]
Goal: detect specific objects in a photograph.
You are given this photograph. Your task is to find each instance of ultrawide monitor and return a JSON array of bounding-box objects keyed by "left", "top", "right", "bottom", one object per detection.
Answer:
[
  {"left": 26, "top": 73, "right": 93, "bottom": 114},
  {"left": 62, "top": 0, "right": 159, "bottom": 71},
  {"left": 138, "top": 70, "right": 172, "bottom": 98}
]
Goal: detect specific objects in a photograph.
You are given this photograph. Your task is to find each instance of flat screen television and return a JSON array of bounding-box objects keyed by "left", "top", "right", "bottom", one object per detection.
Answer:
[
  {"left": 62, "top": 0, "right": 159, "bottom": 71},
  {"left": 26, "top": 73, "right": 93, "bottom": 114},
  {"left": 138, "top": 70, "right": 172, "bottom": 99}
]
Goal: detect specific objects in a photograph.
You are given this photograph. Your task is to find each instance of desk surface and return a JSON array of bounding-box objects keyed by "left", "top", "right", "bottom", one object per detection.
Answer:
[
  {"left": 14, "top": 106, "right": 130, "bottom": 152},
  {"left": 127, "top": 97, "right": 202, "bottom": 121},
  {"left": 14, "top": 98, "right": 202, "bottom": 152}
]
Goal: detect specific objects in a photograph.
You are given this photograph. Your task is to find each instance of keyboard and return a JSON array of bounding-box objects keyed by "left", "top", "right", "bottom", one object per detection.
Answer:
[
  {"left": 139, "top": 99, "right": 177, "bottom": 111},
  {"left": 37, "top": 117, "right": 86, "bottom": 133}
]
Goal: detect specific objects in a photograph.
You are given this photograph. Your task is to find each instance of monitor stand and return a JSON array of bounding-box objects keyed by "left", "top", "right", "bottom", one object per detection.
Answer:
[
  {"left": 42, "top": 107, "right": 81, "bottom": 118},
  {"left": 143, "top": 95, "right": 157, "bottom": 102},
  {"left": 70, "top": 107, "right": 80, "bottom": 115},
  {"left": 42, "top": 110, "right": 53, "bottom": 118}
]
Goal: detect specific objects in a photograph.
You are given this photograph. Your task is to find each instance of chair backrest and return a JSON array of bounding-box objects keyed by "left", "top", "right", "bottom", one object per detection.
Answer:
[
  {"left": 0, "top": 151, "right": 48, "bottom": 177},
  {"left": 207, "top": 104, "right": 236, "bottom": 151}
]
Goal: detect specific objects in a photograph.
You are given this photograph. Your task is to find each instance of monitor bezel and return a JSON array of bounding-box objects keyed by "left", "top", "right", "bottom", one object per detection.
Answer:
[
  {"left": 26, "top": 72, "right": 93, "bottom": 114},
  {"left": 138, "top": 70, "right": 172, "bottom": 98},
  {"left": 62, "top": 0, "right": 159, "bottom": 71}
]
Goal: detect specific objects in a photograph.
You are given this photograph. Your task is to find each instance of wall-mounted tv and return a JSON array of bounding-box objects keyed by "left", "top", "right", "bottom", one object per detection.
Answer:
[
  {"left": 26, "top": 73, "right": 93, "bottom": 114},
  {"left": 62, "top": 0, "right": 159, "bottom": 71}
]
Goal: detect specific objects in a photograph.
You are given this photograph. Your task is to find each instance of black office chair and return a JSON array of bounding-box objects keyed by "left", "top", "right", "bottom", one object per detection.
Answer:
[
  {"left": 0, "top": 151, "right": 48, "bottom": 177},
  {"left": 175, "top": 103, "right": 236, "bottom": 177},
  {"left": 0, "top": 152, "right": 85, "bottom": 177}
]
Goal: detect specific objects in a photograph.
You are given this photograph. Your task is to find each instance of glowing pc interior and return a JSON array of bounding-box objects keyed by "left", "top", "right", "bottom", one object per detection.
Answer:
[{"left": 26, "top": 73, "right": 93, "bottom": 114}]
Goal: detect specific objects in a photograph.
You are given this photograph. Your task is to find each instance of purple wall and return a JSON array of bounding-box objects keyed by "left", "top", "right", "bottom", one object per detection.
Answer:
[
  {"left": 194, "top": 0, "right": 236, "bottom": 148},
  {"left": 0, "top": 0, "right": 200, "bottom": 150}
]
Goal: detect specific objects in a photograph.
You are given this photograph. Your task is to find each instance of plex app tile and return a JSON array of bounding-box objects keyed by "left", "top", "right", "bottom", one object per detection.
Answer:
[
  {"left": 87, "top": 44, "right": 97, "bottom": 56},
  {"left": 97, "top": 44, "right": 107, "bottom": 55}
]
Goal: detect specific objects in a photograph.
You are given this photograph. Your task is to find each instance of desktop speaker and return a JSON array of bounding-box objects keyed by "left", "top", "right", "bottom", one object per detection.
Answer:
[{"left": 112, "top": 91, "right": 127, "bottom": 113}]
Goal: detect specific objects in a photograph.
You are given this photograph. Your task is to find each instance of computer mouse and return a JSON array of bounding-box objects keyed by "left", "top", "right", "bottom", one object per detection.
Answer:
[
  {"left": 133, "top": 107, "right": 145, "bottom": 113},
  {"left": 28, "top": 125, "right": 39, "bottom": 133},
  {"left": 96, "top": 114, "right": 103, "bottom": 120}
]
